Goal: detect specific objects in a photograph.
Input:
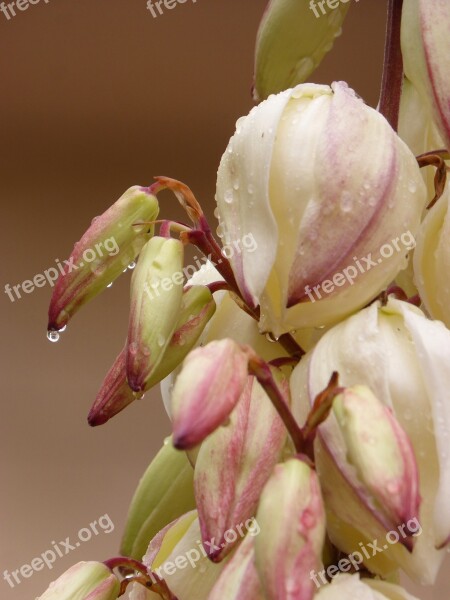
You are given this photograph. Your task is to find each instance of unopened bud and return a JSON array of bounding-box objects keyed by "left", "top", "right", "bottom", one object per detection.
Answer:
[
  {"left": 333, "top": 385, "right": 421, "bottom": 529},
  {"left": 171, "top": 339, "right": 249, "bottom": 449},
  {"left": 37, "top": 561, "right": 119, "bottom": 600},
  {"left": 126, "top": 236, "right": 184, "bottom": 393},
  {"left": 48, "top": 186, "right": 159, "bottom": 331}
]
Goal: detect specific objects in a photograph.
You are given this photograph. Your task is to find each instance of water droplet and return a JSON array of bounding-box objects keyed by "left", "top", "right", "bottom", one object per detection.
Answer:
[
  {"left": 58, "top": 325, "right": 67, "bottom": 333},
  {"left": 408, "top": 181, "right": 418, "bottom": 193},
  {"left": 47, "top": 330, "right": 60, "bottom": 343},
  {"left": 214, "top": 207, "right": 220, "bottom": 219},
  {"left": 157, "top": 334, "right": 166, "bottom": 347},
  {"left": 265, "top": 332, "right": 279, "bottom": 343},
  {"left": 107, "top": 282, "right": 113, "bottom": 288},
  {"left": 164, "top": 436, "right": 171, "bottom": 446},
  {"left": 224, "top": 189, "right": 234, "bottom": 204},
  {"left": 128, "top": 261, "right": 136, "bottom": 270},
  {"left": 340, "top": 191, "right": 353, "bottom": 213},
  {"left": 233, "top": 181, "right": 240, "bottom": 191}
]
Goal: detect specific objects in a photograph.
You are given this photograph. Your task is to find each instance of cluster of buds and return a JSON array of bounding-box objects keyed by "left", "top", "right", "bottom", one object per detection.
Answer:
[{"left": 39, "top": 0, "right": 450, "bottom": 599}]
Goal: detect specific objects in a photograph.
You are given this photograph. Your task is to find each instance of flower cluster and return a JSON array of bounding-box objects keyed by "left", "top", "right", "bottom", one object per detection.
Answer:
[{"left": 40, "top": 1, "right": 450, "bottom": 599}]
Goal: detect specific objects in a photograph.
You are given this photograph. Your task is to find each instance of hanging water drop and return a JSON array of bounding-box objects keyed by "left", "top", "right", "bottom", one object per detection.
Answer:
[
  {"left": 128, "top": 261, "right": 136, "bottom": 270},
  {"left": 47, "top": 330, "right": 60, "bottom": 343}
]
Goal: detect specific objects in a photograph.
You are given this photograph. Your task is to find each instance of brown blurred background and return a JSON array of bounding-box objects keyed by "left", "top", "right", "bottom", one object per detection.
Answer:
[{"left": 0, "top": 0, "right": 447, "bottom": 598}]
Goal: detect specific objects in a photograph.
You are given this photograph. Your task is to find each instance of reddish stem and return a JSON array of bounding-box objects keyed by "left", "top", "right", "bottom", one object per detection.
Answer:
[{"left": 379, "top": 0, "right": 404, "bottom": 131}]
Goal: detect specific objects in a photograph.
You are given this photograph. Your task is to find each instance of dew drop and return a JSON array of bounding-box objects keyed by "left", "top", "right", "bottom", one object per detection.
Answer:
[
  {"left": 107, "top": 282, "right": 113, "bottom": 288},
  {"left": 408, "top": 181, "right": 418, "bottom": 193},
  {"left": 233, "top": 181, "right": 240, "bottom": 191},
  {"left": 58, "top": 325, "right": 67, "bottom": 333},
  {"left": 47, "top": 330, "right": 60, "bottom": 343},
  {"left": 164, "top": 436, "right": 171, "bottom": 446},
  {"left": 224, "top": 189, "right": 234, "bottom": 204},
  {"left": 265, "top": 332, "right": 279, "bottom": 343},
  {"left": 340, "top": 191, "right": 353, "bottom": 213},
  {"left": 128, "top": 261, "right": 136, "bottom": 270},
  {"left": 157, "top": 334, "right": 166, "bottom": 347}
]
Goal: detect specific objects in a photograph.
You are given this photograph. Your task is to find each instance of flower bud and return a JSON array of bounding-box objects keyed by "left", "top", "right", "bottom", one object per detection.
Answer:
[
  {"left": 333, "top": 385, "right": 420, "bottom": 529},
  {"left": 401, "top": 0, "right": 450, "bottom": 149},
  {"left": 290, "top": 297, "right": 450, "bottom": 584},
  {"left": 126, "top": 236, "right": 184, "bottom": 393},
  {"left": 87, "top": 347, "right": 134, "bottom": 426},
  {"left": 314, "top": 573, "right": 420, "bottom": 599},
  {"left": 88, "top": 286, "right": 216, "bottom": 426},
  {"left": 195, "top": 374, "right": 286, "bottom": 561},
  {"left": 48, "top": 186, "right": 159, "bottom": 331},
  {"left": 37, "top": 561, "right": 119, "bottom": 600},
  {"left": 171, "top": 339, "right": 249, "bottom": 449},
  {"left": 413, "top": 185, "right": 450, "bottom": 328},
  {"left": 208, "top": 535, "right": 263, "bottom": 600},
  {"left": 120, "top": 438, "right": 195, "bottom": 561},
  {"left": 253, "top": 0, "right": 350, "bottom": 101},
  {"left": 216, "top": 82, "right": 426, "bottom": 335},
  {"left": 143, "top": 512, "right": 229, "bottom": 600},
  {"left": 145, "top": 285, "right": 216, "bottom": 388},
  {"left": 254, "top": 458, "right": 326, "bottom": 600}
]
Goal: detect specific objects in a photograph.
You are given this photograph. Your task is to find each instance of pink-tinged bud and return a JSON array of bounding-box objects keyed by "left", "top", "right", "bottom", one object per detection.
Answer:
[
  {"left": 195, "top": 374, "right": 286, "bottom": 561},
  {"left": 401, "top": 0, "right": 450, "bottom": 149},
  {"left": 216, "top": 82, "right": 426, "bottom": 335},
  {"left": 37, "top": 561, "right": 119, "bottom": 600},
  {"left": 87, "top": 347, "right": 134, "bottom": 426},
  {"left": 48, "top": 186, "right": 159, "bottom": 331},
  {"left": 333, "top": 385, "right": 421, "bottom": 531},
  {"left": 209, "top": 534, "right": 264, "bottom": 600},
  {"left": 171, "top": 339, "right": 249, "bottom": 450},
  {"left": 253, "top": 0, "right": 350, "bottom": 101},
  {"left": 254, "top": 458, "right": 326, "bottom": 600},
  {"left": 126, "top": 237, "right": 184, "bottom": 393},
  {"left": 88, "top": 286, "right": 215, "bottom": 426}
]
